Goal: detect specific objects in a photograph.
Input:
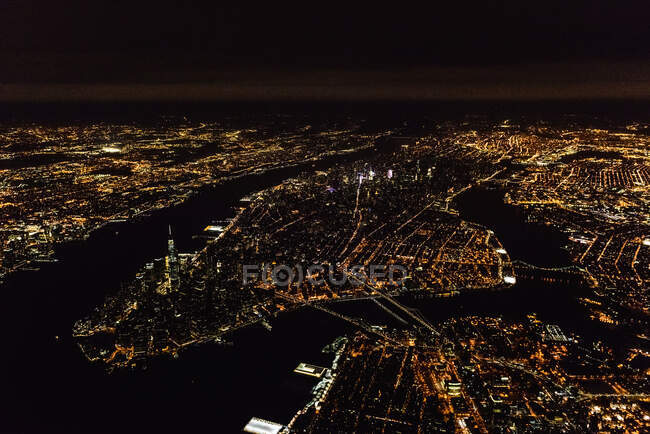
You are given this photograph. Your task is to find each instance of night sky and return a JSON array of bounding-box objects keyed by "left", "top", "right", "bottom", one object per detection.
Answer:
[{"left": 1, "top": 1, "right": 648, "bottom": 101}]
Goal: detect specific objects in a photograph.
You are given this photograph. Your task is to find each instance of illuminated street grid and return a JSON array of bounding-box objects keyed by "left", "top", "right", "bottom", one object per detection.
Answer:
[
  {"left": 0, "top": 116, "right": 385, "bottom": 280},
  {"left": 499, "top": 130, "right": 649, "bottom": 329},
  {"left": 288, "top": 317, "right": 649, "bottom": 433},
  {"left": 3, "top": 115, "right": 644, "bottom": 430}
]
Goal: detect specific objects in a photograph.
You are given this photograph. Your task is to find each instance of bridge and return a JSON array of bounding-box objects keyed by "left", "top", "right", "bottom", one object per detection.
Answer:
[
  {"left": 311, "top": 303, "right": 404, "bottom": 346},
  {"left": 576, "top": 393, "right": 650, "bottom": 402}
]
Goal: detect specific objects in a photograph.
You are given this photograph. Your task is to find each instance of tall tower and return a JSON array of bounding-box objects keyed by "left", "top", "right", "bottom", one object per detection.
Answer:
[{"left": 167, "top": 225, "right": 180, "bottom": 290}]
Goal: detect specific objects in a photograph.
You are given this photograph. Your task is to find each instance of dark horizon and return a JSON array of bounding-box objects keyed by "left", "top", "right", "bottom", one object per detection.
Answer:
[{"left": 0, "top": 61, "right": 649, "bottom": 102}]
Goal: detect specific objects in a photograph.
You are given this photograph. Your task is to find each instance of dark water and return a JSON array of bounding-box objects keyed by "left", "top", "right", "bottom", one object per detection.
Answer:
[{"left": 454, "top": 185, "right": 573, "bottom": 268}]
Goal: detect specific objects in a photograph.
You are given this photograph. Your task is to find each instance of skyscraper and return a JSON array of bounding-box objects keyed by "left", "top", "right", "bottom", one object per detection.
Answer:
[{"left": 167, "top": 225, "right": 180, "bottom": 290}]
